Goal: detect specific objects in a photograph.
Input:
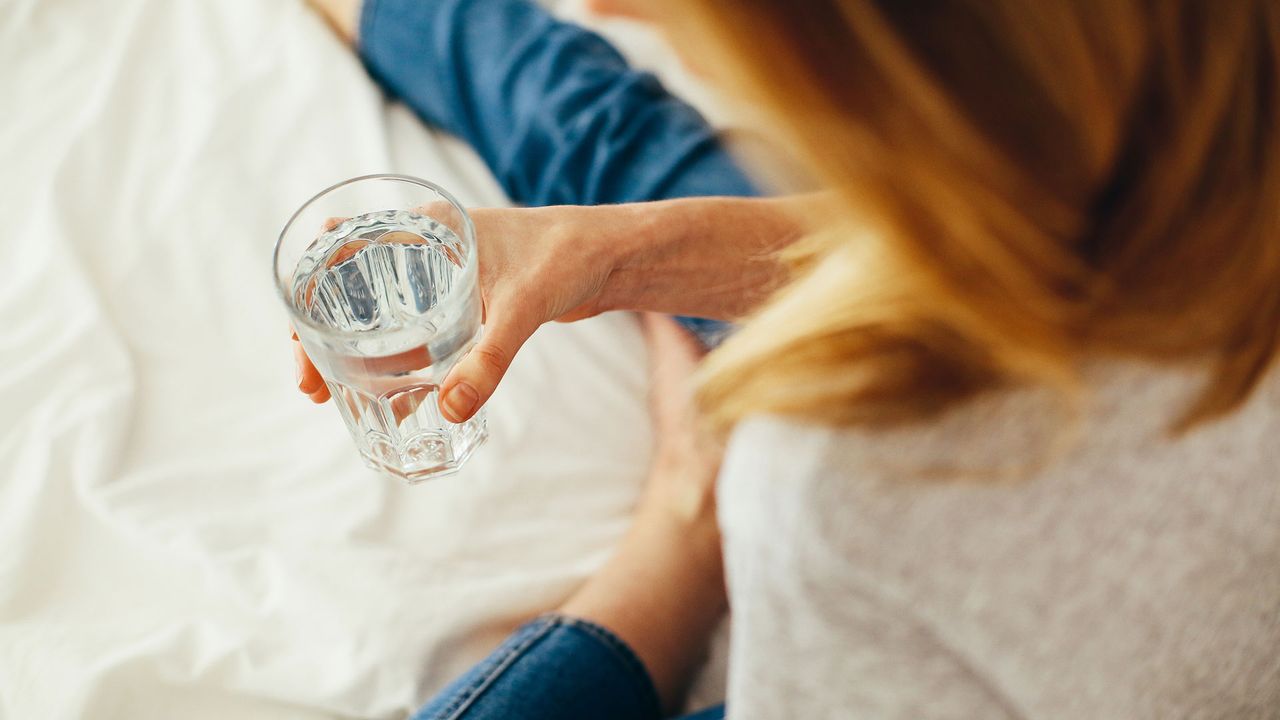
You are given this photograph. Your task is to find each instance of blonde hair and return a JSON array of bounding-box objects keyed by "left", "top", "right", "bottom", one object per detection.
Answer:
[{"left": 668, "top": 0, "right": 1280, "bottom": 432}]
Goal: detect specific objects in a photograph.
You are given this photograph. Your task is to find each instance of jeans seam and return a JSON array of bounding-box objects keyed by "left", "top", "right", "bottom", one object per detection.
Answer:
[{"left": 432, "top": 617, "right": 563, "bottom": 720}]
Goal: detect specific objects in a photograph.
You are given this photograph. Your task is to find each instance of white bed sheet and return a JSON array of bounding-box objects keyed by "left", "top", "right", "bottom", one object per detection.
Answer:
[{"left": 0, "top": 1, "right": 727, "bottom": 717}]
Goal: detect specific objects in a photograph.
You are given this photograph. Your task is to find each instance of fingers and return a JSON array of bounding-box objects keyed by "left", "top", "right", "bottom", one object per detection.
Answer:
[
  {"left": 438, "top": 298, "right": 540, "bottom": 422},
  {"left": 640, "top": 313, "right": 706, "bottom": 432},
  {"left": 309, "top": 384, "right": 331, "bottom": 404},
  {"left": 641, "top": 313, "right": 705, "bottom": 391},
  {"left": 295, "top": 214, "right": 410, "bottom": 408},
  {"left": 293, "top": 335, "right": 330, "bottom": 403},
  {"left": 640, "top": 313, "right": 705, "bottom": 364},
  {"left": 291, "top": 218, "right": 345, "bottom": 406},
  {"left": 294, "top": 341, "right": 323, "bottom": 393}
]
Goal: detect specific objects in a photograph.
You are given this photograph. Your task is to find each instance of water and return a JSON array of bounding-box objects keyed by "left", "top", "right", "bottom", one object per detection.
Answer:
[{"left": 290, "top": 210, "right": 487, "bottom": 481}]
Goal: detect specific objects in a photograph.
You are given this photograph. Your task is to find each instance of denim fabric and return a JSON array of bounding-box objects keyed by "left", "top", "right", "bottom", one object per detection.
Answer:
[
  {"left": 676, "top": 705, "right": 727, "bottom": 720},
  {"left": 410, "top": 615, "right": 726, "bottom": 720},
  {"left": 357, "top": 0, "right": 757, "bottom": 345}
]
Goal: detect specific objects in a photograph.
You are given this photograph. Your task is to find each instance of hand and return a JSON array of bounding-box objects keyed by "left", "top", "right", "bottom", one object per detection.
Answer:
[
  {"left": 435, "top": 205, "right": 625, "bottom": 421},
  {"left": 636, "top": 313, "right": 721, "bottom": 529},
  {"left": 294, "top": 196, "right": 804, "bottom": 417},
  {"left": 293, "top": 205, "right": 629, "bottom": 413}
]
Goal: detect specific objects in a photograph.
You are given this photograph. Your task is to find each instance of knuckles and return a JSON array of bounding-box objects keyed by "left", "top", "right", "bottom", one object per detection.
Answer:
[{"left": 469, "top": 344, "right": 511, "bottom": 381}]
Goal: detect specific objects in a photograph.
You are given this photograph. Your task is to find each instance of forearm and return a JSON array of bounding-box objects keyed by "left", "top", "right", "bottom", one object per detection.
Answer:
[
  {"left": 600, "top": 196, "right": 811, "bottom": 320},
  {"left": 435, "top": 196, "right": 811, "bottom": 423}
]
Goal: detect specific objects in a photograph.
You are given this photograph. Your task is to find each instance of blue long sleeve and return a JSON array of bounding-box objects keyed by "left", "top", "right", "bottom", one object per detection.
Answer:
[{"left": 357, "top": 0, "right": 759, "bottom": 206}]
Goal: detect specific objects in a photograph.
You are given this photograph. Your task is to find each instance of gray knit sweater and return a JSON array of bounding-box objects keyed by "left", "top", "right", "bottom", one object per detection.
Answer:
[{"left": 718, "top": 361, "right": 1280, "bottom": 719}]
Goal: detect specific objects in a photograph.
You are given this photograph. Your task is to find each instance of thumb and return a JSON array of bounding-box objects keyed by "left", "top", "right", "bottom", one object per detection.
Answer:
[{"left": 438, "top": 300, "right": 538, "bottom": 422}]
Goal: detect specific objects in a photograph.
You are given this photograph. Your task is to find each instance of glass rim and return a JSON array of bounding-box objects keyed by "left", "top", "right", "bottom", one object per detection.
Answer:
[{"left": 273, "top": 173, "right": 479, "bottom": 340}]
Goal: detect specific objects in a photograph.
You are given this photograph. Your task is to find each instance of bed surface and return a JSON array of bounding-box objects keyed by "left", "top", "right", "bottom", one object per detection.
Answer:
[{"left": 0, "top": 1, "right": 726, "bottom": 716}]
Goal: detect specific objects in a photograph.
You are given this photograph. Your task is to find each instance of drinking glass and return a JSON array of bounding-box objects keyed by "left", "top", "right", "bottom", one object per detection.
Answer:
[{"left": 274, "top": 174, "right": 487, "bottom": 482}]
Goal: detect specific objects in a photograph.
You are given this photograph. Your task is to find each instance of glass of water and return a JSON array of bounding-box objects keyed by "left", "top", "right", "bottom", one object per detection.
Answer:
[{"left": 274, "top": 174, "right": 487, "bottom": 482}]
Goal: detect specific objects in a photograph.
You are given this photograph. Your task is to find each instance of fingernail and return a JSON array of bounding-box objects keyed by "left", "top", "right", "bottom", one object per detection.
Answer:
[{"left": 442, "top": 382, "right": 479, "bottom": 422}]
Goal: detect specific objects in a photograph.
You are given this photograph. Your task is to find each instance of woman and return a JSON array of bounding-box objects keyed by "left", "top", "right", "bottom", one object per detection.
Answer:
[{"left": 300, "top": 0, "right": 1280, "bottom": 717}]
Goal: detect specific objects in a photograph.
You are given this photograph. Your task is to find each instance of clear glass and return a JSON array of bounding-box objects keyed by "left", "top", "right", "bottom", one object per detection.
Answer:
[{"left": 274, "top": 174, "right": 487, "bottom": 482}]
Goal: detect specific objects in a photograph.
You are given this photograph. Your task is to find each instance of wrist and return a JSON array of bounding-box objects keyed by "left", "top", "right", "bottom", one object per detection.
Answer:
[
  {"left": 593, "top": 201, "right": 685, "bottom": 315},
  {"left": 593, "top": 196, "right": 806, "bottom": 319}
]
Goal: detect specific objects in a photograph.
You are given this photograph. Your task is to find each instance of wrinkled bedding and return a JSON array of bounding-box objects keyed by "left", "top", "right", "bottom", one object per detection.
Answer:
[{"left": 0, "top": 1, "right": 726, "bottom": 716}]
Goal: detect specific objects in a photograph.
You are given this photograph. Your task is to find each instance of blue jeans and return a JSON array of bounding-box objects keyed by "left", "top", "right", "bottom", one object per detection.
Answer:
[
  {"left": 358, "top": 0, "right": 757, "bottom": 347},
  {"left": 410, "top": 615, "right": 724, "bottom": 720},
  {"left": 357, "top": 1, "right": 744, "bottom": 716}
]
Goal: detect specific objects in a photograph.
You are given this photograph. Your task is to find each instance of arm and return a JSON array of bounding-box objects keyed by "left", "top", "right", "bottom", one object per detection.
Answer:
[
  {"left": 404, "top": 316, "right": 724, "bottom": 720},
  {"left": 556, "top": 314, "right": 727, "bottom": 714},
  {"left": 600, "top": 196, "right": 805, "bottom": 320},
  {"left": 350, "top": 0, "right": 761, "bottom": 346},
  {"left": 295, "top": 195, "right": 807, "bottom": 415},
  {"left": 475, "top": 195, "right": 804, "bottom": 323},
  {"left": 433, "top": 195, "right": 806, "bottom": 422}
]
